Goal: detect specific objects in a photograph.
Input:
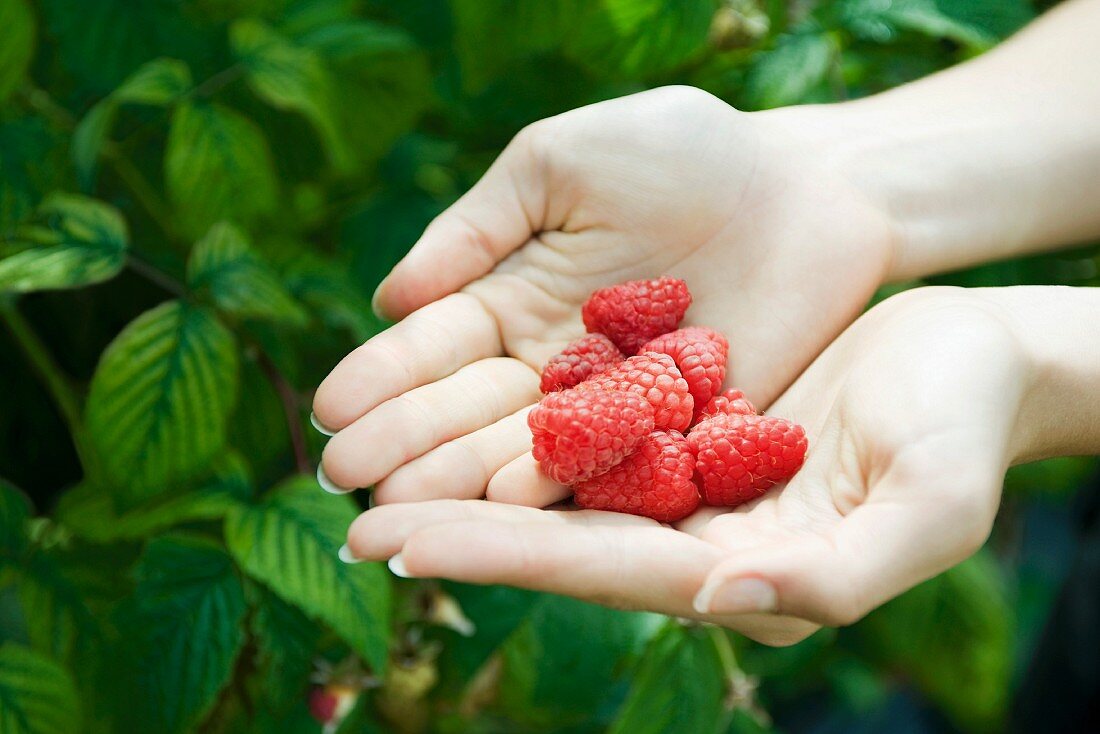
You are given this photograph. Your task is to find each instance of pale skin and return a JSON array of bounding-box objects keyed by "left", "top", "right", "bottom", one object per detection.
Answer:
[{"left": 315, "top": 0, "right": 1100, "bottom": 644}]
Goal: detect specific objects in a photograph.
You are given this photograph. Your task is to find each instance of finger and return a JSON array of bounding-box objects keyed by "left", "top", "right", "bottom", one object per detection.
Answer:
[
  {"left": 485, "top": 452, "right": 572, "bottom": 507},
  {"left": 693, "top": 470, "right": 1000, "bottom": 628},
  {"left": 346, "top": 499, "right": 656, "bottom": 560},
  {"left": 321, "top": 358, "right": 540, "bottom": 490},
  {"left": 374, "top": 406, "right": 534, "bottom": 504},
  {"left": 374, "top": 127, "right": 550, "bottom": 320},
  {"left": 396, "top": 519, "right": 724, "bottom": 617},
  {"left": 313, "top": 293, "right": 503, "bottom": 431}
]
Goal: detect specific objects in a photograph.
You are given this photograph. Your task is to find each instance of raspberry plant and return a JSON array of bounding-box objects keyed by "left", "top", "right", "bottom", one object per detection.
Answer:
[{"left": 0, "top": 1, "right": 1095, "bottom": 733}]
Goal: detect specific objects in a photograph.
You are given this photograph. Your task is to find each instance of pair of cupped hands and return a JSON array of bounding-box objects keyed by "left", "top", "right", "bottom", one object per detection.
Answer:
[{"left": 313, "top": 88, "right": 1031, "bottom": 646}]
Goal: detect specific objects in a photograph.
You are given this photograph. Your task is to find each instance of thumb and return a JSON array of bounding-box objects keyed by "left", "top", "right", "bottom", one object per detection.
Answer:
[
  {"left": 373, "top": 126, "right": 550, "bottom": 320},
  {"left": 693, "top": 479, "right": 998, "bottom": 628}
]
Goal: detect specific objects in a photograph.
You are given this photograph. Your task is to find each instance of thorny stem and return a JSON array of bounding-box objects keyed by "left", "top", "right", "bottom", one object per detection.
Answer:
[{"left": 0, "top": 299, "right": 96, "bottom": 474}]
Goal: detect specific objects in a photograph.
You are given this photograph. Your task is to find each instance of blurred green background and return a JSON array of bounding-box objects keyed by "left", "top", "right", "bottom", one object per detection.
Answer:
[{"left": 1, "top": 0, "right": 1097, "bottom": 732}]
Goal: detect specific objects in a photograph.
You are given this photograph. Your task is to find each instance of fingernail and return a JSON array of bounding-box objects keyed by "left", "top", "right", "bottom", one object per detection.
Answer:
[
  {"left": 370, "top": 282, "right": 387, "bottom": 320},
  {"left": 310, "top": 411, "right": 335, "bottom": 437},
  {"left": 388, "top": 553, "right": 413, "bottom": 578},
  {"left": 317, "top": 464, "right": 354, "bottom": 495},
  {"left": 367, "top": 492, "right": 376, "bottom": 509},
  {"left": 694, "top": 577, "right": 777, "bottom": 615},
  {"left": 338, "top": 543, "right": 363, "bottom": 564}
]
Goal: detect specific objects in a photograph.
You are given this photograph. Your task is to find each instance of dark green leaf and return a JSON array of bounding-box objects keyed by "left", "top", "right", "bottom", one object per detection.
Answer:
[
  {"left": 841, "top": 0, "right": 995, "bottom": 50},
  {"left": 743, "top": 33, "right": 835, "bottom": 109},
  {"left": 72, "top": 58, "right": 192, "bottom": 187},
  {"left": 85, "top": 301, "right": 240, "bottom": 500},
  {"left": 498, "top": 595, "right": 664, "bottom": 725},
  {"left": 281, "top": 252, "right": 380, "bottom": 340},
  {"left": 0, "top": 117, "right": 69, "bottom": 232},
  {"left": 249, "top": 588, "right": 322, "bottom": 710},
  {"left": 231, "top": 19, "right": 350, "bottom": 171},
  {"left": 565, "top": 0, "right": 717, "bottom": 79},
  {"left": 16, "top": 551, "right": 99, "bottom": 668},
  {"left": 853, "top": 551, "right": 1013, "bottom": 731},
  {"left": 0, "top": 0, "right": 35, "bottom": 104},
  {"left": 116, "top": 535, "right": 247, "bottom": 734},
  {"left": 609, "top": 623, "right": 727, "bottom": 734},
  {"left": 0, "top": 642, "right": 81, "bottom": 734},
  {"left": 187, "top": 222, "right": 308, "bottom": 326},
  {"left": 0, "top": 480, "right": 30, "bottom": 561},
  {"left": 224, "top": 475, "right": 391, "bottom": 672},
  {"left": 0, "top": 194, "right": 128, "bottom": 294},
  {"left": 165, "top": 102, "right": 279, "bottom": 238}
]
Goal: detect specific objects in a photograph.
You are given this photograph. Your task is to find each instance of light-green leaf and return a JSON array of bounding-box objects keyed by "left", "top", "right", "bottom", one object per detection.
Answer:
[
  {"left": 73, "top": 58, "right": 192, "bottom": 187},
  {"left": 743, "top": 33, "right": 835, "bottom": 109},
  {"left": 187, "top": 222, "right": 308, "bottom": 326},
  {"left": 0, "top": 194, "right": 128, "bottom": 295},
  {"left": 0, "top": 642, "right": 81, "bottom": 734},
  {"left": 165, "top": 102, "right": 278, "bottom": 238},
  {"left": 225, "top": 475, "right": 391, "bottom": 672},
  {"left": 85, "top": 301, "right": 240, "bottom": 500},
  {"left": 0, "top": 0, "right": 35, "bottom": 104},
  {"left": 231, "top": 19, "right": 350, "bottom": 171},
  {"left": 841, "top": 0, "right": 998, "bottom": 50},
  {"left": 609, "top": 623, "right": 728, "bottom": 734},
  {"left": 55, "top": 453, "right": 252, "bottom": 542},
  {"left": 115, "top": 535, "right": 247, "bottom": 734}
]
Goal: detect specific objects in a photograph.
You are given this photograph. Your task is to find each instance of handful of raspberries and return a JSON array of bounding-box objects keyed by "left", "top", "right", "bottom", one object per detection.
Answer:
[{"left": 530, "top": 277, "right": 808, "bottom": 522}]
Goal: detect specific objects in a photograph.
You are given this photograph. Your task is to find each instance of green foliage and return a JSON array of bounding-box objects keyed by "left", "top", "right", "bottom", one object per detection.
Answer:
[
  {"left": 85, "top": 301, "right": 240, "bottom": 499},
  {"left": 0, "top": 642, "right": 81, "bottom": 734},
  {"left": 0, "top": 0, "right": 1093, "bottom": 732},
  {"left": 224, "top": 475, "right": 391, "bottom": 671}
]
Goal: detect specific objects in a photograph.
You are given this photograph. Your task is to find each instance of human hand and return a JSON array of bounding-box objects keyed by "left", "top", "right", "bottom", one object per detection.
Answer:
[
  {"left": 341, "top": 286, "right": 1091, "bottom": 645},
  {"left": 313, "top": 86, "right": 895, "bottom": 501}
]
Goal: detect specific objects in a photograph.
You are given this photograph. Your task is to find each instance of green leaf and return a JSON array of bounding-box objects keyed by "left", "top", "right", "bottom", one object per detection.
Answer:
[
  {"left": 840, "top": 0, "right": 996, "bottom": 51},
  {"left": 231, "top": 19, "right": 350, "bottom": 171},
  {"left": 17, "top": 550, "right": 99, "bottom": 668},
  {"left": 0, "top": 194, "right": 128, "bottom": 295},
  {"left": 0, "top": 480, "right": 30, "bottom": 561},
  {"left": 56, "top": 453, "right": 252, "bottom": 543},
  {"left": 0, "top": 0, "right": 35, "bottom": 104},
  {"left": 72, "top": 58, "right": 192, "bottom": 187},
  {"left": 450, "top": 0, "right": 581, "bottom": 92},
  {"left": 165, "top": 102, "right": 278, "bottom": 238},
  {"left": 609, "top": 623, "right": 727, "bottom": 734},
  {"left": 854, "top": 551, "right": 1013, "bottom": 731},
  {"left": 85, "top": 301, "right": 240, "bottom": 500},
  {"left": 299, "top": 20, "right": 432, "bottom": 171},
  {"left": 0, "top": 642, "right": 81, "bottom": 734},
  {"left": 249, "top": 588, "right": 322, "bottom": 711},
  {"left": 0, "top": 117, "right": 70, "bottom": 232},
  {"left": 116, "top": 535, "right": 247, "bottom": 734},
  {"left": 498, "top": 595, "right": 664, "bottom": 725},
  {"left": 224, "top": 475, "right": 391, "bottom": 672},
  {"left": 565, "top": 0, "right": 717, "bottom": 79},
  {"left": 281, "top": 252, "right": 380, "bottom": 340},
  {"left": 743, "top": 33, "right": 835, "bottom": 109},
  {"left": 187, "top": 222, "right": 308, "bottom": 326}
]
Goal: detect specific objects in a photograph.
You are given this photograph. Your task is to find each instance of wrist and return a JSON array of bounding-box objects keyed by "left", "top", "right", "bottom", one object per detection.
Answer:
[{"left": 972, "top": 287, "right": 1100, "bottom": 464}]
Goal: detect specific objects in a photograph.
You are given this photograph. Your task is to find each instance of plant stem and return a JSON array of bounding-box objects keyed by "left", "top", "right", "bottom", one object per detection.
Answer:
[
  {"left": 126, "top": 255, "right": 187, "bottom": 297},
  {"left": 0, "top": 299, "right": 95, "bottom": 473},
  {"left": 256, "top": 350, "right": 312, "bottom": 475}
]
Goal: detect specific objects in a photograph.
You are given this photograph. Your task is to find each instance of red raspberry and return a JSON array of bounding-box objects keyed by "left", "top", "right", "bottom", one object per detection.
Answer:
[
  {"left": 687, "top": 413, "right": 808, "bottom": 507},
  {"left": 697, "top": 388, "right": 756, "bottom": 421},
  {"left": 640, "top": 327, "right": 729, "bottom": 416},
  {"left": 581, "top": 276, "right": 692, "bottom": 353},
  {"left": 574, "top": 430, "right": 700, "bottom": 522},
  {"left": 578, "top": 352, "right": 694, "bottom": 432},
  {"left": 539, "top": 334, "right": 624, "bottom": 393},
  {"left": 529, "top": 388, "right": 654, "bottom": 484}
]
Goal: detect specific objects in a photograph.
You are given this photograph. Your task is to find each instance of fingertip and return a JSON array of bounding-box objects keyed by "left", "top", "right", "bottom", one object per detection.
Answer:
[{"left": 486, "top": 453, "right": 571, "bottom": 507}]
